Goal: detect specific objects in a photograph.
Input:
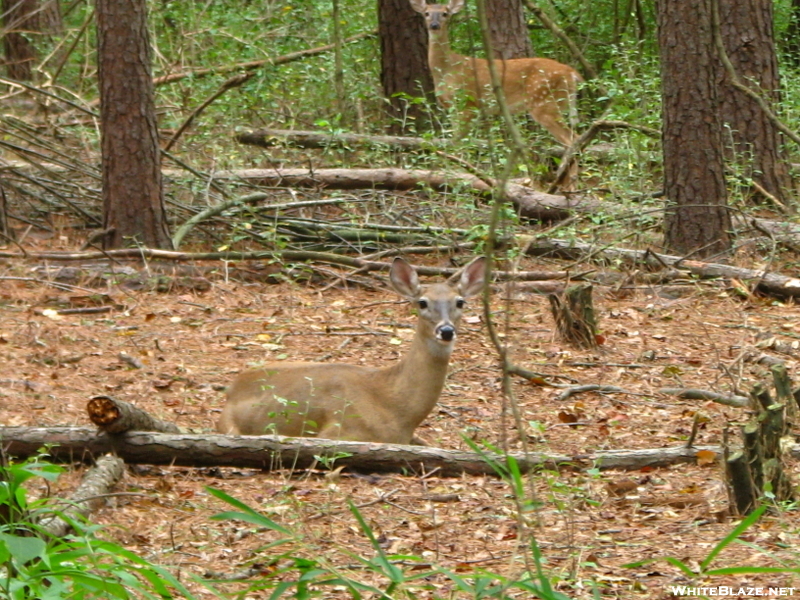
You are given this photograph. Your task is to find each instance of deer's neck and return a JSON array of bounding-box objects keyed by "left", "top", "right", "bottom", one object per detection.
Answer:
[
  {"left": 383, "top": 326, "right": 453, "bottom": 429},
  {"left": 428, "top": 31, "right": 460, "bottom": 81}
]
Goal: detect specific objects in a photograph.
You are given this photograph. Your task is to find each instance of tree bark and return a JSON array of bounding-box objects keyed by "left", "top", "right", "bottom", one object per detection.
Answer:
[
  {"left": 37, "top": 454, "right": 124, "bottom": 538},
  {"left": 378, "top": 0, "right": 436, "bottom": 133},
  {"left": 96, "top": 0, "right": 172, "bottom": 249},
  {"left": 2, "top": 426, "right": 780, "bottom": 475},
  {"left": 486, "top": 0, "right": 533, "bottom": 59},
  {"left": 2, "top": 0, "right": 39, "bottom": 80},
  {"left": 657, "top": 0, "right": 731, "bottom": 258},
  {"left": 716, "top": 0, "right": 791, "bottom": 206},
  {"left": 548, "top": 283, "right": 599, "bottom": 349}
]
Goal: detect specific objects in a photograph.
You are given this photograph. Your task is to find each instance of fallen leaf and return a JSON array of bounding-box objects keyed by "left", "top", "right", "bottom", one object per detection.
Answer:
[{"left": 695, "top": 449, "right": 717, "bottom": 466}]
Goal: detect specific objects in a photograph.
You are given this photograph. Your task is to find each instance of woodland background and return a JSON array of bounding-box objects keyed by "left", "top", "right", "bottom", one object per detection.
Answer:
[{"left": 1, "top": 0, "right": 800, "bottom": 598}]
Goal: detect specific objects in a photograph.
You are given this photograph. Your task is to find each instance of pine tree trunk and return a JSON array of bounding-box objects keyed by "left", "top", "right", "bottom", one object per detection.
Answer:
[
  {"left": 717, "top": 0, "right": 791, "bottom": 206},
  {"left": 378, "top": 0, "right": 436, "bottom": 133},
  {"left": 2, "top": 0, "right": 39, "bottom": 80},
  {"left": 96, "top": 0, "right": 172, "bottom": 249},
  {"left": 486, "top": 0, "right": 533, "bottom": 59},
  {"left": 657, "top": 0, "right": 731, "bottom": 258}
]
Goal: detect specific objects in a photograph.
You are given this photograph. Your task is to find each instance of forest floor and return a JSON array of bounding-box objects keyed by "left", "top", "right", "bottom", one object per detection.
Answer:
[{"left": 1, "top": 222, "right": 799, "bottom": 599}]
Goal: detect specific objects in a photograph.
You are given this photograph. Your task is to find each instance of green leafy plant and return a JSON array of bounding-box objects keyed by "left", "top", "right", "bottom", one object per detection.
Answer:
[{"left": 0, "top": 454, "right": 199, "bottom": 600}]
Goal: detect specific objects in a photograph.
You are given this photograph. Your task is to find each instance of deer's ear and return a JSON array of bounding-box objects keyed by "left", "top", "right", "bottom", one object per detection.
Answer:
[
  {"left": 448, "top": 0, "right": 466, "bottom": 15},
  {"left": 390, "top": 258, "right": 421, "bottom": 298},
  {"left": 409, "top": 0, "right": 427, "bottom": 14},
  {"left": 458, "top": 257, "right": 486, "bottom": 297}
]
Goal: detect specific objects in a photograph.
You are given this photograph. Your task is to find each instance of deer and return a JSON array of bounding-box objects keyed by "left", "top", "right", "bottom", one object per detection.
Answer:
[
  {"left": 409, "top": 0, "right": 582, "bottom": 147},
  {"left": 216, "top": 257, "right": 485, "bottom": 445}
]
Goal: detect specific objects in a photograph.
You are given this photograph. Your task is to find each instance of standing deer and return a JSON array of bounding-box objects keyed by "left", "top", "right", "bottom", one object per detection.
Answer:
[
  {"left": 217, "top": 257, "right": 485, "bottom": 444},
  {"left": 410, "top": 0, "right": 581, "bottom": 146}
]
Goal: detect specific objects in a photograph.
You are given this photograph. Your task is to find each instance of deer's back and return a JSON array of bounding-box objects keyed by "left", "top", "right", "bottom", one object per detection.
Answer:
[{"left": 218, "top": 362, "right": 388, "bottom": 437}]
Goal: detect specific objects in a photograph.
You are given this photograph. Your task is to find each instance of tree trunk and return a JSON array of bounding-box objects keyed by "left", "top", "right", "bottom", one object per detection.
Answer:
[
  {"left": 96, "top": 0, "right": 172, "bottom": 249},
  {"left": 486, "top": 0, "right": 532, "bottom": 59},
  {"left": 657, "top": 0, "right": 731, "bottom": 258},
  {"left": 717, "top": 0, "right": 791, "bottom": 206},
  {"left": 40, "top": 0, "right": 62, "bottom": 34},
  {"left": 2, "top": 0, "right": 39, "bottom": 80},
  {"left": 377, "top": 0, "right": 436, "bottom": 133}
]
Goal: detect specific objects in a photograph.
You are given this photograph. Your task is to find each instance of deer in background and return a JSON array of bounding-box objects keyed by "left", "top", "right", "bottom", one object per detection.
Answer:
[
  {"left": 410, "top": 0, "right": 581, "bottom": 147},
  {"left": 217, "top": 257, "right": 485, "bottom": 444}
]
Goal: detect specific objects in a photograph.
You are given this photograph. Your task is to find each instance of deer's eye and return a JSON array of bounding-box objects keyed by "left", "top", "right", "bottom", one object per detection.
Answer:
[
  {"left": 455, "top": 299, "right": 465, "bottom": 309},
  {"left": 418, "top": 299, "right": 429, "bottom": 309}
]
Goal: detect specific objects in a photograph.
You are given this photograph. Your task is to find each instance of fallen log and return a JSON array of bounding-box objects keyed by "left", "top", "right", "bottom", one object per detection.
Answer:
[
  {"left": 4, "top": 426, "right": 797, "bottom": 475},
  {"left": 210, "top": 168, "right": 602, "bottom": 221},
  {"left": 658, "top": 388, "right": 749, "bottom": 408},
  {"left": 236, "top": 129, "right": 452, "bottom": 151},
  {"left": 525, "top": 238, "right": 800, "bottom": 299},
  {"left": 87, "top": 396, "right": 181, "bottom": 434},
  {"left": 38, "top": 454, "right": 124, "bottom": 538},
  {"left": 206, "top": 168, "right": 800, "bottom": 246}
]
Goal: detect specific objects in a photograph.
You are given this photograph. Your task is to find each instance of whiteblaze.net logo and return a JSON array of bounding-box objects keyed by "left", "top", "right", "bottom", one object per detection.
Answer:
[{"left": 669, "top": 586, "right": 796, "bottom": 597}]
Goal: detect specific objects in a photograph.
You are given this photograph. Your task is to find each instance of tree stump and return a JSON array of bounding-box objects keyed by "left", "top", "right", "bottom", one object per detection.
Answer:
[
  {"left": 548, "top": 283, "right": 599, "bottom": 349},
  {"left": 726, "top": 379, "right": 795, "bottom": 514}
]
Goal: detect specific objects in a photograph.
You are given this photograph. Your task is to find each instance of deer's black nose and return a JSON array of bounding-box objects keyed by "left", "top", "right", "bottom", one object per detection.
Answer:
[{"left": 437, "top": 325, "right": 455, "bottom": 342}]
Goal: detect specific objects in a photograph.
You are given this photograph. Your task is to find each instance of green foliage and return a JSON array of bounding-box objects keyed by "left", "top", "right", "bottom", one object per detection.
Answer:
[
  {"left": 0, "top": 454, "right": 199, "bottom": 600},
  {"left": 206, "top": 485, "right": 574, "bottom": 599}
]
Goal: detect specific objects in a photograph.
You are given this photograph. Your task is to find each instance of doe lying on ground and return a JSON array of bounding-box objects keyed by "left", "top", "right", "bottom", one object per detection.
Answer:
[{"left": 216, "top": 257, "right": 486, "bottom": 444}]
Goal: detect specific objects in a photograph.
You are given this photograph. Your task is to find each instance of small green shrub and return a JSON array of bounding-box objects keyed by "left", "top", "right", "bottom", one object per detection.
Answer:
[{"left": 0, "top": 454, "right": 198, "bottom": 600}]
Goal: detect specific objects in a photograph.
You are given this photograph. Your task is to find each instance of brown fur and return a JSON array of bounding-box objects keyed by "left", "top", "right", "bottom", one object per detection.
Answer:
[
  {"left": 216, "top": 258, "right": 485, "bottom": 444},
  {"left": 410, "top": 0, "right": 582, "bottom": 146}
]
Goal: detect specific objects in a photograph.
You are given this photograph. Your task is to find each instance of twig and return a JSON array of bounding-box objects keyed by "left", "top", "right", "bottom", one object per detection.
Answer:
[
  {"left": 152, "top": 31, "right": 376, "bottom": 87},
  {"left": 710, "top": 0, "right": 800, "bottom": 147},
  {"left": 0, "top": 276, "right": 100, "bottom": 294},
  {"left": 549, "top": 120, "right": 660, "bottom": 194},
  {"left": 555, "top": 384, "right": 638, "bottom": 402},
  {"left": 523, "top": 0, "right": 601, "bottom": 83},
  {"left": 163, "top": 72, "right": 254, "bottom": 152}
]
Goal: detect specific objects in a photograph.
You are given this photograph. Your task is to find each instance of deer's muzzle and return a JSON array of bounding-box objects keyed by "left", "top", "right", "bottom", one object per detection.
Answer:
[{"left": 436, "top": 324, "right": 456, "bottom": 342}]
